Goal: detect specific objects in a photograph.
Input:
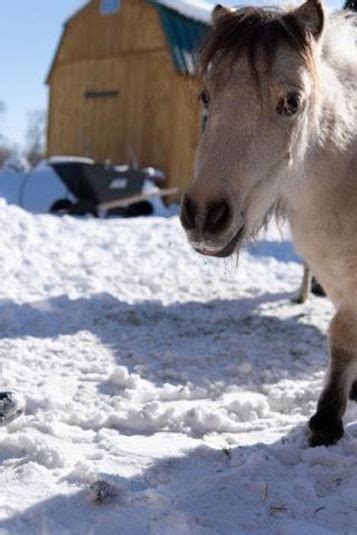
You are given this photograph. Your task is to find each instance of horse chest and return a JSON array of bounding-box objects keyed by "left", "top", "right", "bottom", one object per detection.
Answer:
[
  {"left": 288, "top": 210, "right": 357, "bottom": 305},
  {"left": 288, "top": 210, "right": 329, "bottom": 257}
]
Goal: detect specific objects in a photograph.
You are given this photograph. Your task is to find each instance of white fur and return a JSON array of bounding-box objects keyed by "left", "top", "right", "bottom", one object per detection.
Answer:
[{"left": 181, "top": 2, "right": 357, "bottom": 445}]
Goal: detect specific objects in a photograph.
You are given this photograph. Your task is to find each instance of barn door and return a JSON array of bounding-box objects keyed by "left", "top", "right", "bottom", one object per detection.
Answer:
[{"left": 79, "top": 57, "right": 126, "bottom": 164}]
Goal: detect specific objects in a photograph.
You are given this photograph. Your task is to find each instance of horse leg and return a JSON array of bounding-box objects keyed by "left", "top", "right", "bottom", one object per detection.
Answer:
[
  {"left": 293, "top": 262, "right": 312, "bottom": 304},
  {"left": 309, "top": 306, "right": 357, "bottom": 447}
]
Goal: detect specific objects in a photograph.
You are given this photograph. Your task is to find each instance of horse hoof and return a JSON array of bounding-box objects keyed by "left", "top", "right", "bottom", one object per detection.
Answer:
[
  {"left": 308, "top": 415, "right": 344, "bottom": 447},
  {"left": 0, "top": 392, "right": 25, "bottom": 426},
  {"left": 309, "top": 430, "right": 342, "bottom": 447}
]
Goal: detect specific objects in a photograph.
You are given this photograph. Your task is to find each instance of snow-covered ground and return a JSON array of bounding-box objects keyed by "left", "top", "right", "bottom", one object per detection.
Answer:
[
  {"left": 0, "top": 163, "right": 69, "bottom": 214},
  {"left": 0, "top": 201, "right": 356, "bottom": 535}
]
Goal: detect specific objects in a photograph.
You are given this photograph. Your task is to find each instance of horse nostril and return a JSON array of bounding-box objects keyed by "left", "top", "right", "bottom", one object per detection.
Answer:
[
  {"left": 204, "top": 201, "right": 232, "bottom": 234},
  {"left": 180, "top": 196, "right": 197, "bottom": 230}
]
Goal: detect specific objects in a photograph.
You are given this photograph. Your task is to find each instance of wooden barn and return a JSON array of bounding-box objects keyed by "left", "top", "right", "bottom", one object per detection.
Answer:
[{"left": 46, "top": 0, "right": 211, "bottom": 194}]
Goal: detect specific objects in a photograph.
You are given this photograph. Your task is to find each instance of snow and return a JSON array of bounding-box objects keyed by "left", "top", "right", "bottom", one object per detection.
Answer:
[
  {"left": 0, "top": 164, "right": 69, "bottom": 214},
  {"left": 157, "top": 0, "right": 343, "bottom": 23},
  {"left": 156, "top": 0, "right": 213, "bottom": 22},
  {"left": 0, "top": 200, "right": 356, "bottom": 534}
]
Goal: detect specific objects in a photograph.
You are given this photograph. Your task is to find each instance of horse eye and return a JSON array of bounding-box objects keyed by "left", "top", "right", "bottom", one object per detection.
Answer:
[
  {"left": 199, "top": 91, "right": 210, "bottom": 109},
  {"left": 276, "top": 93, "right": 300, "bottom": 117}
]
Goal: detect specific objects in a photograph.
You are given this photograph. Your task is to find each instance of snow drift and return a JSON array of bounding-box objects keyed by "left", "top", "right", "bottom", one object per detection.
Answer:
[{"left": 0, "top": 201, "right": 355, "bottom": 534}]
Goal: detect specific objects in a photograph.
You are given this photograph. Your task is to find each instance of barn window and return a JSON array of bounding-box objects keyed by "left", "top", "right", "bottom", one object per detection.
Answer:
[
  {"left": 101, "top": 0, "right": 120, "bottom": 15},
  {"left": 84, "top": 90, "right": 119, "bottom": 99}
]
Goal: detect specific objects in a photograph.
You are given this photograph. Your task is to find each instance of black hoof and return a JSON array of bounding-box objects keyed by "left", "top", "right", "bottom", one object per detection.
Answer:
[
  {"left": 0, "top": 392, "right": 24, "bottom": 426},
  {"left": 308, "top": 414, "right": 344, "bottom": 447}
]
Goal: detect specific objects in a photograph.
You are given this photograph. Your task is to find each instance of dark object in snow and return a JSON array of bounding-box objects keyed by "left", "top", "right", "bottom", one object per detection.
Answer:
[
  {"left": 48, "top": 157, "right": 174, "bottom": 218},
  {"left": 0, "top": 392, "right": 24, "bottom": 426},
  {"left": 89, "top": 480, "right": 118, "bottom": 504}
]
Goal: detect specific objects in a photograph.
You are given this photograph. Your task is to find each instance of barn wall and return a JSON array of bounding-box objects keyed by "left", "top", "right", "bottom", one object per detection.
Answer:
[
  {"left": 51, "top": 0, "right": 166, "bottom": 67},
  {"left": 47, "top": 0, "right": 201, "bottom": 194}
]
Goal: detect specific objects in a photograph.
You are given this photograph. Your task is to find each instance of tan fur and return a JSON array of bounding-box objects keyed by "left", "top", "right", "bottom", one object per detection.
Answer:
[
  {"left": 329, "top": 306, "right": 357, "bottom": 352},
  {"left": 294, "top": 263, "right": 312, "bottom": 304},
  {"left": 180, "top": 1, "right": 357, "bottom": 445}
]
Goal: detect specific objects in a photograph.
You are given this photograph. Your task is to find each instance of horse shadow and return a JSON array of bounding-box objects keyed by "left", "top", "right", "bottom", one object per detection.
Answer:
[
  {"left": 1, "top": 422, "right": 357, "bottom": 535},
  {"left": 0, "top": 290, "right": 328, "bottom": 392},
  {"left": 0, "top": 288, "right": 348, "bottom": 533},
  {"left": 248, "top": 239, "right": 301, "bottom": 264}
]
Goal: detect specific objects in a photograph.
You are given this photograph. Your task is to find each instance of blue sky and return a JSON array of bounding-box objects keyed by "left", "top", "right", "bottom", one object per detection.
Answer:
[
  {"left": 0, "top": 0, "right": 84, "bottom": 147},
  {"left": 0, "top": 0, "right": 345, "bottom": 148}
]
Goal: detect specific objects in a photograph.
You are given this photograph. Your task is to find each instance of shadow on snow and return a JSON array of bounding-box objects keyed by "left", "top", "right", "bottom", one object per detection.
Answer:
[
  {"left": 1, "top": 423, "right": 357, "bottom": 535},
  {"left": 247, "top": 239, "right": 302, "bottom": 264},
  {"left": 0, "top": 291, "right": 327, "bottom": 391}
]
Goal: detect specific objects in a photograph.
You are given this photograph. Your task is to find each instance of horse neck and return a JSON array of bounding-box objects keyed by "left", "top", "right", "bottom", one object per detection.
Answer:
[
  {"left": 283, "top": 63, "right": 357, "bottom": 215},
  {"left": 314, "top": 60, "right": 357, "bottom": 154}
]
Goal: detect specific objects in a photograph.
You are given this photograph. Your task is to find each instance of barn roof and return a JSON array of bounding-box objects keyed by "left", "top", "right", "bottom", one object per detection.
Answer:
[{"left": 150, "top": 1, "right": 209, "bottom": 74}]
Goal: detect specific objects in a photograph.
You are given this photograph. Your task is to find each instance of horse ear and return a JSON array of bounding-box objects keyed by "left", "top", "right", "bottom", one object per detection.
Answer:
[
  {"left": 294, "top": 0, "right": 325, "bottom": 40},
  {"left": 212, "top": 4, "right": 234, "bottom": 27}
]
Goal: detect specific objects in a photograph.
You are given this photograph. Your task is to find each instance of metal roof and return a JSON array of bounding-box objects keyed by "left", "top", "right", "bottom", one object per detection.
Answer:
[{"left": 149, "top": 1, "right": 209, "bottom": 74}]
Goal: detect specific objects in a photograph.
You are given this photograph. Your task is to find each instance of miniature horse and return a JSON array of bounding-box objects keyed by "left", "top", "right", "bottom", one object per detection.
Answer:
[{"left": 181, "top": 0, "right": 357, "bottom": 446}]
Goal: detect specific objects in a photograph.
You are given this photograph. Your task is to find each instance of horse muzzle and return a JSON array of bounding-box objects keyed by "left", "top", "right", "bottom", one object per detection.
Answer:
[{"left": 192, "top": 224, "right": 245, "bottom": 258}]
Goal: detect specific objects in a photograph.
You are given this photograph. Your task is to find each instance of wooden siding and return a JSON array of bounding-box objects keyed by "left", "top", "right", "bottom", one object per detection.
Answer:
[
  {"left": 48, "top": 0, "right": 166, "bottom": 73},
  {"left": 47, "top": 0, "right": 201, "bottom": 194}
]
